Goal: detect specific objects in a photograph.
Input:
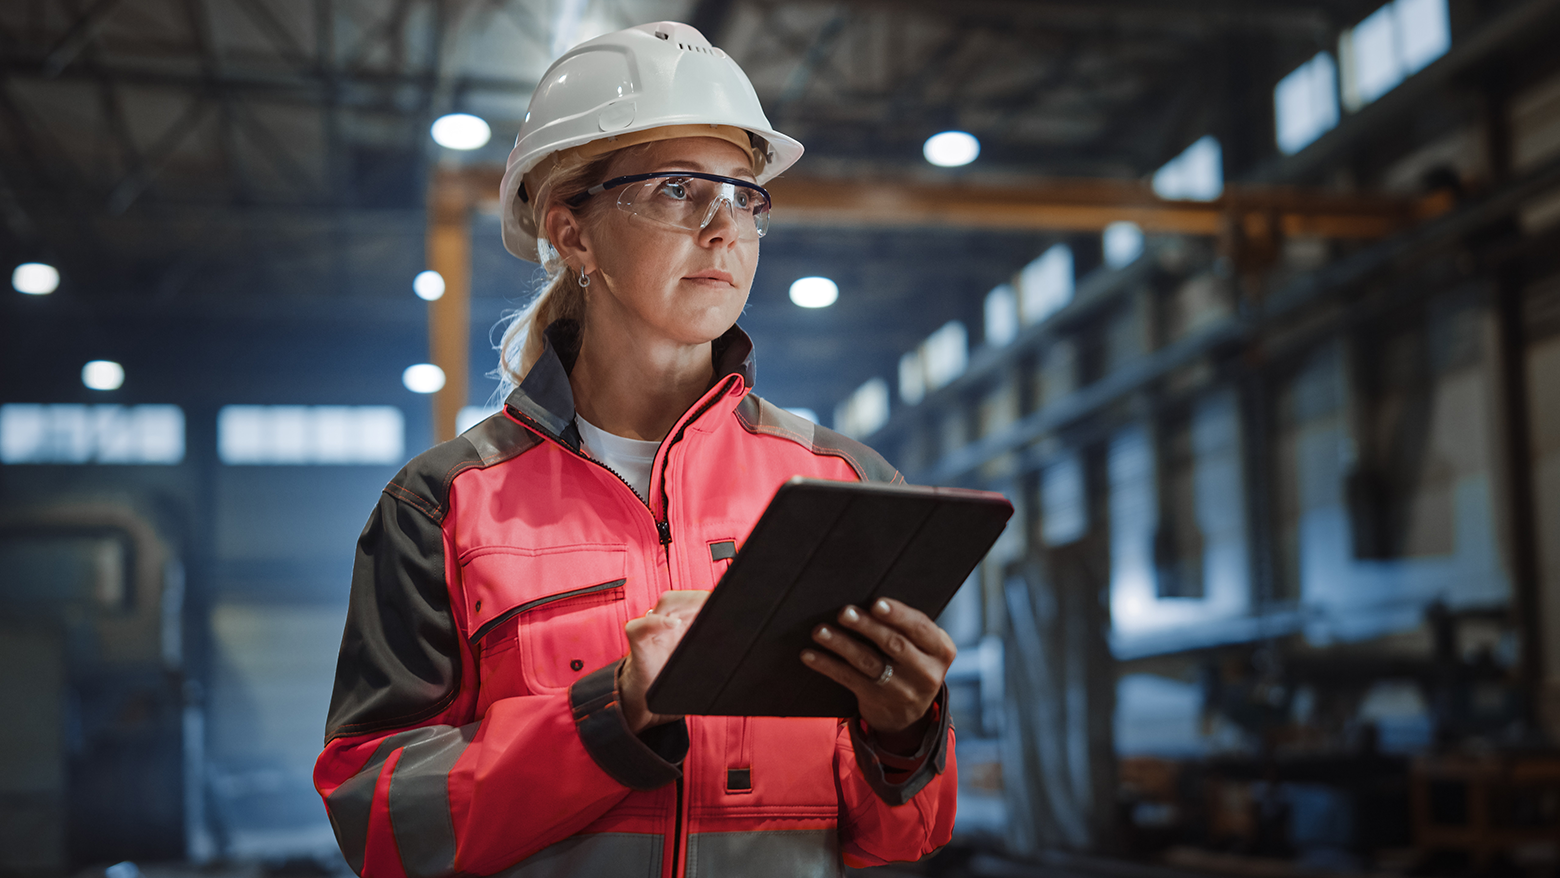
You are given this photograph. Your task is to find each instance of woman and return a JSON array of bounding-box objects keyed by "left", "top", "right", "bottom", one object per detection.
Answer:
[{"left": 315, "top": 21, "right": 958, "bottom": 878}]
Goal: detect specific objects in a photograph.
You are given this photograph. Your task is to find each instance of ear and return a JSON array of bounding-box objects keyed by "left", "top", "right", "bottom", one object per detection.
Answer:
[{"left": 543, "top": 202, "right": 596, "bottom": 275}]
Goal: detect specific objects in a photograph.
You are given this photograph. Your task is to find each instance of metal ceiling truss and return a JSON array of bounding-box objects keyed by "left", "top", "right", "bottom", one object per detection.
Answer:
[
  {"left": 0, "top": 0, "right": 1469, "bottom": 300},
  {"left": 721, "top": 0, "right": 1324, "bottom": 176},
  {"left": 0, "top": 0, "right": 541, "bottom": 206},
  {"left": 0, "top": 0, "right": 555, "bottom": 290}
]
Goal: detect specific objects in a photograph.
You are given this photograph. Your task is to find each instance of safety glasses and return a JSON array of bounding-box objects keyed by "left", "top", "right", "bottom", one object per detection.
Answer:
[{"left": 568, "top": 171, "right": 771, "bottom": 239}]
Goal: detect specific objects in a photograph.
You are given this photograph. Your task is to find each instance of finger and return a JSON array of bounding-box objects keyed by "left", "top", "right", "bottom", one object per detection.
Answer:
[
  {"left": 834, "top": 607, "right": 922, "bottom": 669},
  {"left": 625, "top": 613, "right": 685, "bottom": 648},
  {"left": 834, "top": 606, "right": 947, "bottom": 680},
  {"left": 651, "top": 589, "right": 709, "bottom": 618},
  {"left": 865, "top": 598, "right": 958, "bottom": 663},
  {"left": 626, "top": 613, "right": 682, "bottom": 634},
  {"left": 799, "top": 648, "right": 880, "bottom": 696},
  {"left": 812, "top": 624, "right": 889, "bottom": 680}
]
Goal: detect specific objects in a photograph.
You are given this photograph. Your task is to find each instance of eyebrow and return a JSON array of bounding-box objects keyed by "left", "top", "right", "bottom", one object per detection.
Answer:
[{"left": 653, "top": 160, "right": 757, "bottom": 182}]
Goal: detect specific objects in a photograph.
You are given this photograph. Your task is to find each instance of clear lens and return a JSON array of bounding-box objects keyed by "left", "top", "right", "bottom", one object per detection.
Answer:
[{"left": 616, "top": 175, "right": 769, "bottom": 239}]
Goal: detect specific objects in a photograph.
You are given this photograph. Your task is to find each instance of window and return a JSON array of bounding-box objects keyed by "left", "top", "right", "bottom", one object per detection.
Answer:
[
  {"left": 1040, "top": 453, "right": 1088, "bottom": 546},
  {"left": 1275, "top": 53, "right": 1341, "bottom": 155},
  {"left": 1397, "top": 0, "right": 1452, "bottom": 74},
  {"left": 1, "top": 404, "right": 185, "bottom": 464},
  {"left": 217, "top": 405, "right": 403, "bottom": 464},
  {"left": 900, "top": 321, "right": 970, "bottom": 405},
  {"left": 899, "top": 351, "right": 926, "bottom": 405},
  {"left": 984, "top": 284, "right": 1018, "bottom": 347},
  {"left": 1018, "top": 244, "right": 1074, "bottom": 324},
  {"left": 834, "top": 378, "right": 890, "bottom": 440},
  {"left": 1152, "top": 136, "right": 1223, "bottom": 202},
  {"left": 1340, "top": 0, "right": 1450, "bottom": 111},
  {"left": 923, "top": 322, "right": 969, "bottom": 392}
]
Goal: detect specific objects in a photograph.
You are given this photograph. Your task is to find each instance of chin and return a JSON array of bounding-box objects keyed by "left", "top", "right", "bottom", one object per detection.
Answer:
[{"left": 673, "top": 312, "right": 743, "bottom": 346}]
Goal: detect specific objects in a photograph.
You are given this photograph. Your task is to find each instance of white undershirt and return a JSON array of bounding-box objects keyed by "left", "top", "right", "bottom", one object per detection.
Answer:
[{"left": 575, "top": 414, "right": 660, "bottom": 502}]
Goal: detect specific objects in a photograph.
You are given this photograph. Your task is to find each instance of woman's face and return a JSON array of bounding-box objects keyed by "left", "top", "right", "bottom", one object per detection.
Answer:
[{"left": 575, "top": 136, "right": 761, "bottom": 348}]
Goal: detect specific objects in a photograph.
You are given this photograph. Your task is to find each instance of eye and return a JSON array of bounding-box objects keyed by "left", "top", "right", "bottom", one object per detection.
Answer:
[
  {"left": 656, "top": 178, "right": 691, "bottom": 200},
  {"left": 733, "top": 189, "right": 752, "bottom": 210}
]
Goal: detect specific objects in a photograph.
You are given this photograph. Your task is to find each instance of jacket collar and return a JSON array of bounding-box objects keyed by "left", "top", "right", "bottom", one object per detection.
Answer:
[{"left": 505, "top": 319, "right": 756, "bottom": 448}]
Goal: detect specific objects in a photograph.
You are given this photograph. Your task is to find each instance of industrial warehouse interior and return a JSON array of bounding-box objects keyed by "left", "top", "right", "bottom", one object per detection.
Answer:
[{"left": 3, "top": 0, "right": 1560, "bottom": 875}]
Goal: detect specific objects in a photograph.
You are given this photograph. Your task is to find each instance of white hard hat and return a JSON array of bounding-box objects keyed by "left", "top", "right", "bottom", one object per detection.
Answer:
[{"left": 499, "top": 21, "right": 804, "bottom": 262}]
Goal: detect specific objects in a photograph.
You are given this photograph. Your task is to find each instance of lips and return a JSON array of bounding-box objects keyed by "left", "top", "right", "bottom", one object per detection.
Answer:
[{"left": 685, "top": 269, "right": 735, "bottom": 285}]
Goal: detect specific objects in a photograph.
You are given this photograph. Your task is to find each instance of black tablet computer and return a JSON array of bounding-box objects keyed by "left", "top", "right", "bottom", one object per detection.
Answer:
[{"left": 645, "top": 477, "right": 1013, "bottom": 718}]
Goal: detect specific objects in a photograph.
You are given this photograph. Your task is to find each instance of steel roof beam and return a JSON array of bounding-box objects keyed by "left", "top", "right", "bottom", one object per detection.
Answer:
[{"left": 41, "top": 0, "right": 127, "bottom": 78}]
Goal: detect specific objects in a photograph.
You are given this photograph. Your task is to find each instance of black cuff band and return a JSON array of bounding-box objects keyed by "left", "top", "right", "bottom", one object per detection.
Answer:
[
  {"left": 570, "top": 660, "right": 686, "bottom": 791},
  {"left": 849, "top": 684, "right": 951, "bottom": 806}
]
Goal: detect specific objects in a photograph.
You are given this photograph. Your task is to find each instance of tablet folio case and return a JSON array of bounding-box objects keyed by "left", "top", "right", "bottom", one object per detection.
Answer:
[{"left": 646, "top": 478, "right": 1013, "bottom": 718}]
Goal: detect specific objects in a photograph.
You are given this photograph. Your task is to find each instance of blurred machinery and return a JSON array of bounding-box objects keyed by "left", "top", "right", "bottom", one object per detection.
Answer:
[{"left": 0, "top": 504, "right": 202, "bottom": 871}]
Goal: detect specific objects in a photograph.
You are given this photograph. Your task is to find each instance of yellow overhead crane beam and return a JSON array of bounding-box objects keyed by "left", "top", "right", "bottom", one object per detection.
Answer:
[
  {"left": 424, "top": 166, "right": 1449, "bottom": 442},
  {"left": 763, "top": 176, "right": 1453, "bottom": 239}
]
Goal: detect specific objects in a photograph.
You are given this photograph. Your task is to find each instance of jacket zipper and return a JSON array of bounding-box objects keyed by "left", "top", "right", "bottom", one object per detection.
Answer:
[
  {"left": 653, "top": 377, "right": 738, "bottom": 553},
  {"left": 509, "top": 384, "right": 737, "bottom": 877},
  {"left": 673, "top": 777, "right": 686, "bottom": 878},
  {"left": 507, "top": 376, "right": 737, "bottom": 558},
  {"left": 508, "top": 405, "right": 656, "bottom": 511},
  {"left": 649, "top": 383, "right": 733, "bottom": 878}
]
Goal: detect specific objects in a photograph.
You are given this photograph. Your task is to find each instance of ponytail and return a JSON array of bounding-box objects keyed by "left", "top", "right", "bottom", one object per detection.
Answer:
[{"left": 493, "top": 150, "right": 619, "bottom": 397}]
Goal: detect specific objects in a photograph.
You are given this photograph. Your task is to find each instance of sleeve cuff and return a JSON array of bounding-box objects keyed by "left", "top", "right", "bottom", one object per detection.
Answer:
[
  {"left": 569, "top": 659, "right": 687, "bottom": 791},
  {"left": 848, "top": 684, "right": 951, "bottom": 806}
]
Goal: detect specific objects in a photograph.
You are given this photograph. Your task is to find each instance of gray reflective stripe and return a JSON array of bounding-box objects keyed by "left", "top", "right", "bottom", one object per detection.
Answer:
[
  {"left": 686, "top": 830, "right": 842, "bottom": 878},
  {"left": 388, "top": 724, "right": 477, "bottom": 878},
  {"left": 492, "top": 832, "right": 662, "bottom": 878},
  {"left": 325, "top": 727, "right": 446, "bottom": 875}
]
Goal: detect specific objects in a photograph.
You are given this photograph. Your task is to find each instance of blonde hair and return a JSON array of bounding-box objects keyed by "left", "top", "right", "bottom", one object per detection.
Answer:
[{"left": 493, "top": 149, "right": 620, "bottom": 396}]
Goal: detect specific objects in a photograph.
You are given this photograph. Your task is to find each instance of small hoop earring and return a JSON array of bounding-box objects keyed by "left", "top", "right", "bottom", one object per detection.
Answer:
[{"left": 578, "top": 270, "right": 590, "bottom": 288}]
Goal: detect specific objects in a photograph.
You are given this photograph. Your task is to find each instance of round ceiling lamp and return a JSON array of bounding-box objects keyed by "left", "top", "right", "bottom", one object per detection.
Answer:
[
  {"left": 431, "top": 113, "right": 492, "bottom": 150},
  {"left": 923, "top": 131, "right": 980, "bottom": 168},
  {"left": 403, "top": 363, "right": 447, "bottom": 394},
  {"left": 789, "top": 276, "right": 839, "bottom": 309},
  {"left": 13, "top": 262, "right": 60, "bottom": 295},
  {"left": 413, "top": 270, "right": 446, "bottom": 301},
  {"left": 82, "top": 360, "right": 125, "bottom": 391}
]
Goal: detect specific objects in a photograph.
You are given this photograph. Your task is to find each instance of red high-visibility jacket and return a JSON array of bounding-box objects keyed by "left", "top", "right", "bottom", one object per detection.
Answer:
[{"left": 314, "top": 323, "right": 957, "bottom": 877}]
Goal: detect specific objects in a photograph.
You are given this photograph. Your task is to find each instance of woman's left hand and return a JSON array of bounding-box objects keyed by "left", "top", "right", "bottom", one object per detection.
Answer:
[{"left": 801, "top": 598, "right": 956, "bottom": 755}]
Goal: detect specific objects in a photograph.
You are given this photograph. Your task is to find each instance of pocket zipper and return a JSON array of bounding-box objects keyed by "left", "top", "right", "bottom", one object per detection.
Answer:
[{"left": 467, "top": 578, "right": 627, "bottom": 645}]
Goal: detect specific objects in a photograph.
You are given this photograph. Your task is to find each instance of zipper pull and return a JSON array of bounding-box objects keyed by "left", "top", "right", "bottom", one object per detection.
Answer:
[{"left": 656, "top": 519, "right": 672, "bottom": 546}]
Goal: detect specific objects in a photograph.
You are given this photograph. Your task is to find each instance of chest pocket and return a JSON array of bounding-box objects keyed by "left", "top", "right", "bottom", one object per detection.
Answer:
[{"left": 463, "top": 544, "right": 629, "bottom": 695}]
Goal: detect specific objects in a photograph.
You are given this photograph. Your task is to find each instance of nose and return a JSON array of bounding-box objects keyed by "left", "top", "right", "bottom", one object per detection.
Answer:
[{"left": 697, "top": 192, "right": 744, "bottom": 245}]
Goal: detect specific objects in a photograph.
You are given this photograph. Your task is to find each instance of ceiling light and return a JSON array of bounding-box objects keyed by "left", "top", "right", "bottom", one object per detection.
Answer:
[
  {"left": 13, "top": 262, "right": 59, "bottom": 295},
  {"left": 403, "top": 363, "right": 446, "bottom": 394},
  {"left": 82, "top": 360, "right": 124, "bottom": 391},
  {"left": 789, "top": 276, "right": 838, "bottom": 309},
  {"left": 923, "top": 131, "right": 980, "bottom": 168},
  {"left": 430, "top": 113, "right": 491, "bottom": 150},
  {"left": 413, "top": 270, "right": 446, "bottom": 301}
]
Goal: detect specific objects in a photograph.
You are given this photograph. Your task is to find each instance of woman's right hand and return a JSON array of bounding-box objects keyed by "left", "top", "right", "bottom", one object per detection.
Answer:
[{"left": 619, "top": 590, "right": 709, "bottom": 733}]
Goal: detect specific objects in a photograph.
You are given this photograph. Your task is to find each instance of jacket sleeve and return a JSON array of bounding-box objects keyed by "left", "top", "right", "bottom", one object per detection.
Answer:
[
  {"left": 313, "top": 489, "right": 687, "bottom": 877},
  {"left": 834, "top": 686, "right": 958, "bottom": 867}
]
